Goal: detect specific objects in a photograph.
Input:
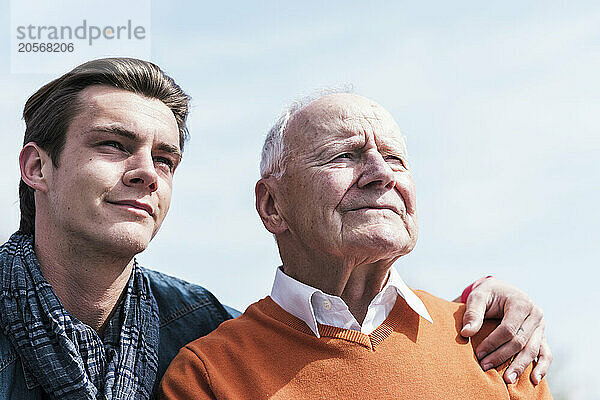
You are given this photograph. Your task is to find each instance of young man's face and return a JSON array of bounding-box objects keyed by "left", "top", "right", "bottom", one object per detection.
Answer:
[{"left": 43, "top": 85, "right": 181, "bottom": 255}]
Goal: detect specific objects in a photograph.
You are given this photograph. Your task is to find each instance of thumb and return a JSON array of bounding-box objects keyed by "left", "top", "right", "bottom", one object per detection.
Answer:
[{"left": 461, "top": 291, "right": 487, "bottom": 337}]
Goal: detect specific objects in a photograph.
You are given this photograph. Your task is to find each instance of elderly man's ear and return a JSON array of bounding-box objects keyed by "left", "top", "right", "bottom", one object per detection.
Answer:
[
  {"left": 20, "top": 142, "right": 52, "bottom": 193},
  {"left": 255, "top": 179, "right": 288, "bottom": 235}
]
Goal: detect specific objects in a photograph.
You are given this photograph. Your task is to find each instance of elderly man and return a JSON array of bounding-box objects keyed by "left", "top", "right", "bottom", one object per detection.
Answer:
[{"left": 160, "top": 93, "right": 552, "bottom": 399}]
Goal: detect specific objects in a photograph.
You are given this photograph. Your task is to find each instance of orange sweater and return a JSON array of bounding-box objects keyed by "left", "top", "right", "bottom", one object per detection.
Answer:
[{"left": 160, "top": 290, "right": 552, "bottom": 400}]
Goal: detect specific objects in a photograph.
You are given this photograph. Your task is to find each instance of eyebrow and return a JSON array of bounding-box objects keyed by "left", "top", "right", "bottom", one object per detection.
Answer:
[
  {"left": 88, "top": 125, "right": 182, "bottom": 160},
  {"left": 377, "top": 136, "right": 407, "bottom": 154},
  {"left": 310, "top": 135, "right": 362, "bottom": 159}
]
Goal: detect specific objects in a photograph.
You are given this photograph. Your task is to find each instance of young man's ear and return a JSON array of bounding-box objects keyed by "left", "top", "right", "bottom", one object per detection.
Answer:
[
  {"left": 255, "top": 179, "right": 288, "bottom": 235},
  {"left": 19, "top": 143, "right": 52, "bottom": 193}
]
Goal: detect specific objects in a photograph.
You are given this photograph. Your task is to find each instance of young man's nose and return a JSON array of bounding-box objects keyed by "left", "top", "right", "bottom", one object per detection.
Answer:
[{"left": 122, "top": 152, "right": 159, "bottom": 192}]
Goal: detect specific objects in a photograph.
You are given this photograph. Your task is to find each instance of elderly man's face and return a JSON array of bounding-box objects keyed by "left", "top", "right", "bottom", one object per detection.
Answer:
[{"left": 275, "top": 94, "right": 418, "bottom": 262}]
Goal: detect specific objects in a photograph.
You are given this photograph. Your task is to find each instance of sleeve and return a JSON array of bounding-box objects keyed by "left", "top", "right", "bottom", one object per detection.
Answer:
[
  {"left": 158, "top": 346, "right": 217, "bottom": 400},
  {"left": 223, "top": 304, "right": 242, "bottom": 319},
  {"left": 460, "top": 276, "right": 493, "bottom": 303}
]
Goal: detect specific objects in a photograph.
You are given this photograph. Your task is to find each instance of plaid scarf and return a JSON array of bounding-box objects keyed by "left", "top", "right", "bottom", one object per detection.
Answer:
[{"left": 0, "top": 232, "right": 159, "bottom": 400}]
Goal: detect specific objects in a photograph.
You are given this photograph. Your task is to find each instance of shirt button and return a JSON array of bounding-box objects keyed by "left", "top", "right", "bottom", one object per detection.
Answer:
[{"left": 322, "top": 299, "right": 332, "bottom": 310}]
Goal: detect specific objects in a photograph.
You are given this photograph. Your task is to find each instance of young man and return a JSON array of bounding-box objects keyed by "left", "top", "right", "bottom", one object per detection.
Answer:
[
  {"left": 1, "top": 59, "right": 549, "bottom": 399},
  {"left": 0, "top": 59, "right": 236, "bottom": 399}
]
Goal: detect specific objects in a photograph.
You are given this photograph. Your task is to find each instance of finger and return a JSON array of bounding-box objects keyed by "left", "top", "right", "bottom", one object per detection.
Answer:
[
  {"left": 531, "top": 335, "right": 552, "bottom": 385},
  {"left": 478, "top": 307, "right": 541, "bottom": 366},
  {"left": 475, "top": 302, "right": 537, "bottom": 361},
  {"left": 461, "top": 290, "right": 488, "bottom": 337},
  {"left": 502, "top": 326, "right": 543, "bottom": 384}
]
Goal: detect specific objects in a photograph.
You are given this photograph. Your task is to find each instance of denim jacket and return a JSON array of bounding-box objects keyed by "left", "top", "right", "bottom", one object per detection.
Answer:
[{"left": 0, "top": 267, "right": 239, "bottom": 399}]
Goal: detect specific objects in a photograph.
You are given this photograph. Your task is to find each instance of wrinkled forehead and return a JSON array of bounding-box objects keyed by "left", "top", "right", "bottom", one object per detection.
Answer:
[{"left": 286, "top": 94, "right": 405, "bottom": 151}]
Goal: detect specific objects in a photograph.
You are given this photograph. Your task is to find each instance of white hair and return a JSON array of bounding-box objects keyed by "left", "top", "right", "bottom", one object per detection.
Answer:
[{"left": 259, "top": 86, "right": 353, "bottom": 179}]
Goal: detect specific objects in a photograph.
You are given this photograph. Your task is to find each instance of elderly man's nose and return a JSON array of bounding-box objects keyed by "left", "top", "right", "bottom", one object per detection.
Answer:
[
  {"left": 357, "top": 152, "right": 396, "bottom": 189},
  {"left": 123, "top": 154, "right": 159, "bottom": 192}
]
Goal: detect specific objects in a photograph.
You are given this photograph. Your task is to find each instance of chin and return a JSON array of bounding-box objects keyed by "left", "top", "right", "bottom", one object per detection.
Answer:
[
  {"left": 115, "top": 236, "right": 149, "bottom": 255},
  {"left": 100, "top": 224, "right": 153, "bottom": 255},
  {"left": 346, "top": 225, "right": 417, "bottom": 258}
]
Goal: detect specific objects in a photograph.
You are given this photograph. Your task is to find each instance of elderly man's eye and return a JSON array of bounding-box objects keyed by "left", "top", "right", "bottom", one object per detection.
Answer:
[
  {"left": 333, "top": 153, "right": 353, "bottom": 161},
  {"left": 385, "top": 155, "right": 406, "bottom": 167}
]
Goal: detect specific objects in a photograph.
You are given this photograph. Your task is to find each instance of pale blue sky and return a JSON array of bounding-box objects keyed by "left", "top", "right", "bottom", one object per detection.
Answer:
[{"left": 1, "top": 1, "right": 598, "bottom": 397}]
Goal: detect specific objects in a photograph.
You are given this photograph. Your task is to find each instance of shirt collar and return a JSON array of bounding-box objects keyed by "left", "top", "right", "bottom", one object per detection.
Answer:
[
  {"left": 270, "top": 266, "right": 322, "bottom": 337},
  {"left": 270, "top": 266, "right": 433, "bottom": 338},
  {"left": 385, "top": 267, "right": 433, "bottom": 324}
]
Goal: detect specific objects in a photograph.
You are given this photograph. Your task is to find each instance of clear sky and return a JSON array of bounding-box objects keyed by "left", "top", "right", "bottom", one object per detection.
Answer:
[{"left": 1, "top": 1, "right": 598, "bottom": 398}]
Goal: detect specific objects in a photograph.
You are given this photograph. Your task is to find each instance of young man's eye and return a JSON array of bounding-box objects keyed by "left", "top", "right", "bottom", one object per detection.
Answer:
[
  {"left": 154, "top": 156, "right": 174, "bottom": 171},
  {"left": 99, "top": 141, "right": 126, "bottom": 151}
]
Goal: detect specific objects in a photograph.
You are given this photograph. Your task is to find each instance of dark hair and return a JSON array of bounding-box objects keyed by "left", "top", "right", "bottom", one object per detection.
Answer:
[{"left": 19, "top": 57, "right": 191, "bottom": 235}]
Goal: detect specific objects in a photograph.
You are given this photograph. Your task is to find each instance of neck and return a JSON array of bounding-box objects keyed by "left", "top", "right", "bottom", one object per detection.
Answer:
[
  {"left": 281, "top": 247, "right": 394, "bottom": 324},
  {"left": 340, "top": 264, "right": 392, "bottom": 323},
  {"left": 34, "top": 231, "right": 134, "bottom": 333}
]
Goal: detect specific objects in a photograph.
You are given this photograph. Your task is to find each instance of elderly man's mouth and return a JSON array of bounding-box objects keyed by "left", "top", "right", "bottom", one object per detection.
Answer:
[{"left": 349, "top": 206, "right": 401, "bottom": 215}]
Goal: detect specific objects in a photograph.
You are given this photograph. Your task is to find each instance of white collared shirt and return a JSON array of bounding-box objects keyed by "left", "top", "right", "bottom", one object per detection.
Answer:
[{"left": 270, "top": 266, "right": 433, "bottom": 338}]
